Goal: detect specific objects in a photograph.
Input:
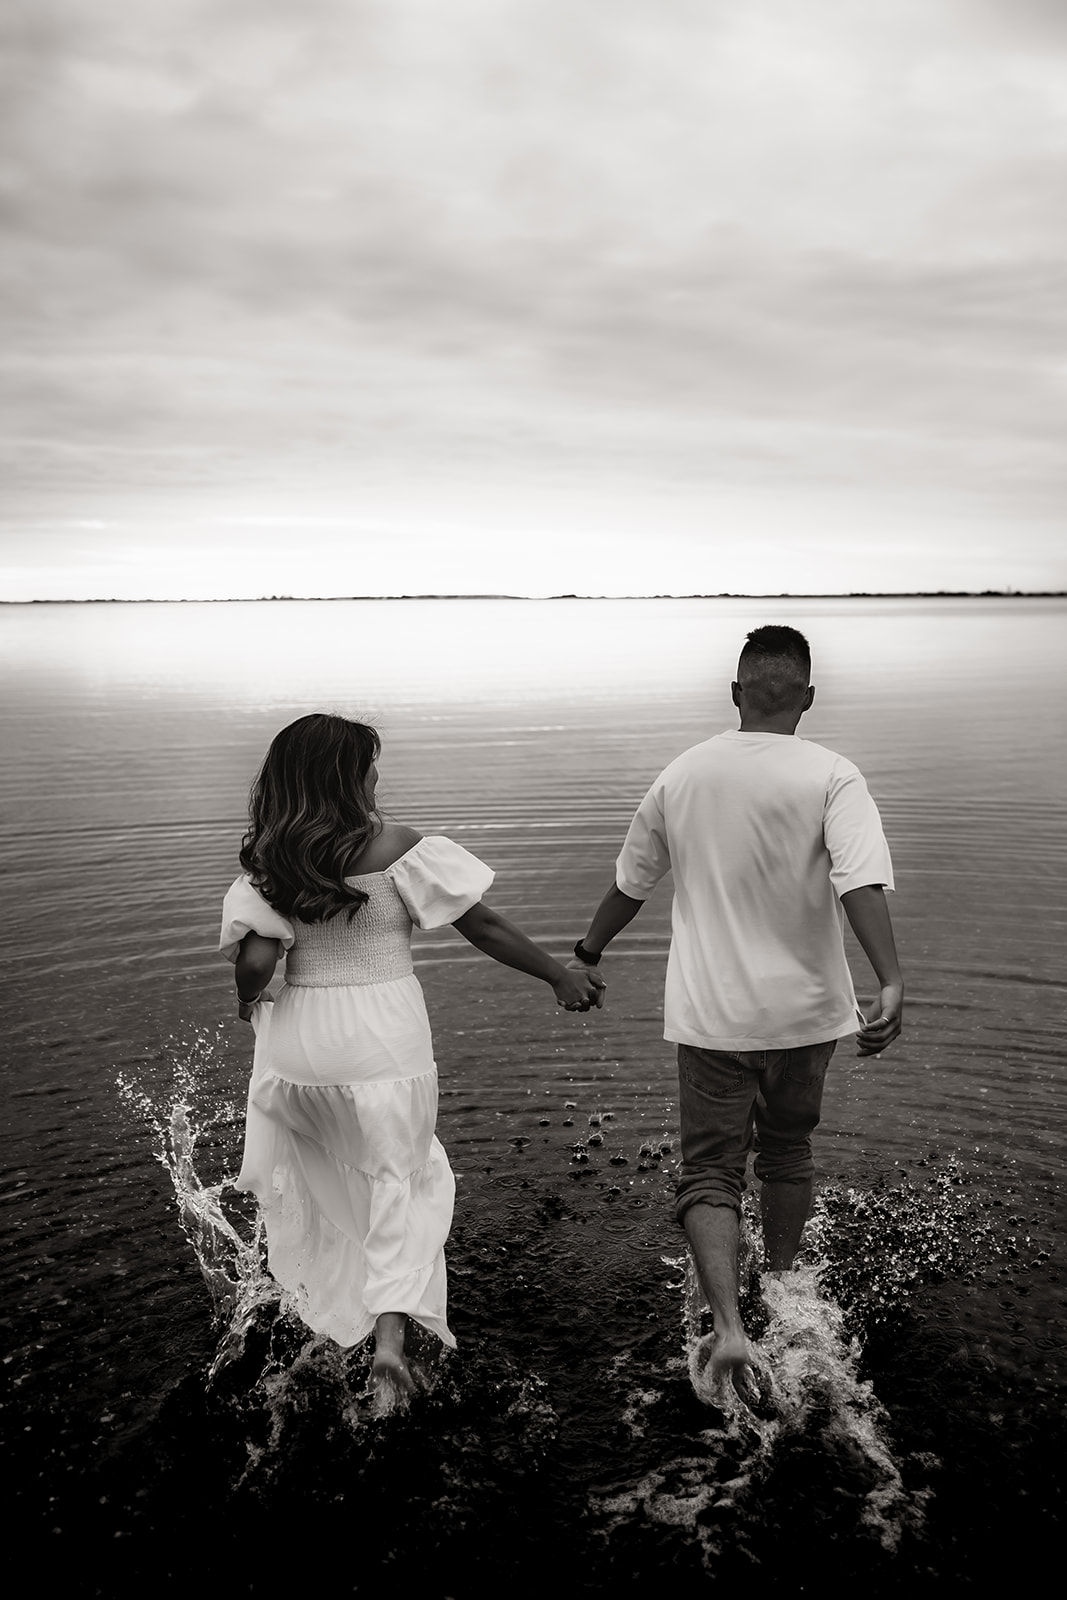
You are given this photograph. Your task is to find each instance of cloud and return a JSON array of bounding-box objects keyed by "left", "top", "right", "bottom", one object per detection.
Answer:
[
  {"left": 8, "top": 1, "right": 1067, "bottom": 293},
  {"left": 1, "top": 2, "right": 1065, "bottom": 594}
]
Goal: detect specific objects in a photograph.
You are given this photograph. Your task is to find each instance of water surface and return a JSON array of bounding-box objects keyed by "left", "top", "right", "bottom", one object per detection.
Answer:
[{"left": 2, "top": 597, "right": 1063, "bottom": 1592}]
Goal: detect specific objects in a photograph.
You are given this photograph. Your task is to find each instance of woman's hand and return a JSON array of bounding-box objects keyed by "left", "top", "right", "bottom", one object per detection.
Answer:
[
  {"left": 453, "top": 902, "right": 606, "bottom": 1011},
  {"left": 553, "top": 968, "right": 606, "bottom": 1012},
  {"left": 237, "top": 988, "right": 272, "bottom": 1022}
]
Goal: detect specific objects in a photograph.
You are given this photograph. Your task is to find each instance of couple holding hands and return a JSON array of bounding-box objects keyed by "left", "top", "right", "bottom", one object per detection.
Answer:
[{"left": 221, "top": 625, "right": 902, "bottom": 1406}]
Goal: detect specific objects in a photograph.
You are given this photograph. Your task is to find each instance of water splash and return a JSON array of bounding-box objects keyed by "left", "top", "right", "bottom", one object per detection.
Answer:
[
  {"left": 590, "top": 1165, "right": 1004, "bottom": 1567},
  {"left": 119, "top": 1038, "right": 1016, "bottom": 1573},
  {"left": 116, "top": 1030, "right": 552, "bottom": 1489},
  {"left": 802, "top": 1160, "right": 1010, "bottom": 1330},
  {"left": 116, "top": 1028, "right": 284, "bottom": 1379},
  {"left": 698, "top": 1265, "right": 929, "bottom": 1546},
  {"left": 118, "top": 1032, "right": 408, "bottom": 1465}
]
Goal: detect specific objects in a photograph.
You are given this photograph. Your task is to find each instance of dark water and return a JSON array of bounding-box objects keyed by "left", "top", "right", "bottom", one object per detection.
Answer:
[{"left": 2, "top": 597, "right": 1064, "bottom": 1593}]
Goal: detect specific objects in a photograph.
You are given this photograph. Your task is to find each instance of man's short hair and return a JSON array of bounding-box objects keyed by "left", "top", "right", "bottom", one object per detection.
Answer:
[{"left": 737, "top": 625, "right": 812, "bottom": 716}]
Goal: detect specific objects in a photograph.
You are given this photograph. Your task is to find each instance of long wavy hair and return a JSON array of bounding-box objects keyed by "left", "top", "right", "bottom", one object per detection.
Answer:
[{"left": 239, "top": 714, "right": 382, "bottom": 922}]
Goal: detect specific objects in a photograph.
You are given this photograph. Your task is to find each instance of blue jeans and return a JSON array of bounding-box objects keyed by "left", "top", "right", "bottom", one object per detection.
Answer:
[{"left": 674, "top": 1039, "right": 837, "bottom": 1223}]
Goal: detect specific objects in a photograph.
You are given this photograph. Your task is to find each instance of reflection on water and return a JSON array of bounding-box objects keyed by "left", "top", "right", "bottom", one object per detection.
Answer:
[{"left": 3, "top": 597, "right": 1065, "bottom": 1589}]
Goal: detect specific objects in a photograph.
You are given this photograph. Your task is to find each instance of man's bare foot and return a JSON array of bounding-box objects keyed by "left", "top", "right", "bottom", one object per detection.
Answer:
[
  {"left": 693, "top": 1328, "right": 773, "bottom": 1412},
  {"left": 703, "top": 1327, "right": 758, "bottom": 1394}
]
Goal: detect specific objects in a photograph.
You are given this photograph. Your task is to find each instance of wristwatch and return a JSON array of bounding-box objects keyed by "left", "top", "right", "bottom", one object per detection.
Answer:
[{"left": 573, "top": 940, "right": 602, "bottom": 967}]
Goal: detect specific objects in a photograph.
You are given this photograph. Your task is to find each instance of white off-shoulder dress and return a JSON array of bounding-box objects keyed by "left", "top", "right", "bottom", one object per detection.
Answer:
[{"left": 219, "top": 836, "right": 493, "bottom": 1350}]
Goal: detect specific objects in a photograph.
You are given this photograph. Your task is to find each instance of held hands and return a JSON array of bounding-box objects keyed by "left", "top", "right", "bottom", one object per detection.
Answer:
[
  {"left": 855, "top": 984, "right": 903, "bottom": 1056},
  {"left": 554, "top": 964, "right": 607, "bottom": 1013}
]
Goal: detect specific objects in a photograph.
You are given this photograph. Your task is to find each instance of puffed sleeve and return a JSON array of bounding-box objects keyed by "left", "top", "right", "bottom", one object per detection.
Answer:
[
  {"left": 219, "top": 875, "right": 297, "bottom": 963},
  {"left": 388, "top": 836, "right": 495, "bottom": 929}
]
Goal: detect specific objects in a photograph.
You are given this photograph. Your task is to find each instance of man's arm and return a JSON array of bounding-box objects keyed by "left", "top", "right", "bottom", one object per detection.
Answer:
[
  {"left": 569, "top": 883, "right": 645, "bottom": 967},
  {"left": 569, "top": 778, "right": 666, "bottom": 969},
  {"left": 841, "top": 884, "right": 903, "bottom": 1056}
]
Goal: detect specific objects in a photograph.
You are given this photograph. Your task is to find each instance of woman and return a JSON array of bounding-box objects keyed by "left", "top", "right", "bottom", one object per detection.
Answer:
[{"left": 220, "top": 712, "right": 604, "bottom": 1403}]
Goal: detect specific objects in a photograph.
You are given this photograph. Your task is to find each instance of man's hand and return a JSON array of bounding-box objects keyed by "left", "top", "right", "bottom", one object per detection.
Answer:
[
  {"left": 565, "top": 957, "right": 608, "bottom": 1008},
  {"left": 856, "top": 983, "right": 903, "bottom": 1056},
  {"left": 841, "top": 886, "right": 903, "bottom": 1058},
  {"left": 553, "top": 967, "right": 607, "bottom": 1012}
]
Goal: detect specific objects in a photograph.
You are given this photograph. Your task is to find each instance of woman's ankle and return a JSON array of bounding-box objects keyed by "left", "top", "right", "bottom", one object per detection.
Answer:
[{"left": 373, "top": 1311, "right": 408, "bottom": 1355}]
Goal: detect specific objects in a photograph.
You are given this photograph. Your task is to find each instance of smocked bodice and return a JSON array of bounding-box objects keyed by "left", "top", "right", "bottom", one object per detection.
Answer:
[
  {"left": 221, "top": 835, "right": 495, "bottom": 997},
  {"left": 284, "top": 877, "right": 414, "bottom": 987}
]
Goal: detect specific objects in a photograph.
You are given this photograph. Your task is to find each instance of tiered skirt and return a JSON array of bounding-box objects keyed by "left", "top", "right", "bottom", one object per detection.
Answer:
[{"left": 235, "top": 987, "right": 456, "bottom": 1348}]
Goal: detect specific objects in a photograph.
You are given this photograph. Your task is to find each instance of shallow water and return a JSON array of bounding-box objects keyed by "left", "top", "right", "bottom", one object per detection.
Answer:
[{"left": 2, "top": 596, "right": 1064, "bottom": 1592}]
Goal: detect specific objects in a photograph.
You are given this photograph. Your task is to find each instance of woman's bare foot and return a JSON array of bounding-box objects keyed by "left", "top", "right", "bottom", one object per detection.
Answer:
[
  {"left": 369, "top": 1347, "right": 417, "bottom": 1410},
  {"left": 367, "top": 1311, "right": 417, "bottom": 1413}
]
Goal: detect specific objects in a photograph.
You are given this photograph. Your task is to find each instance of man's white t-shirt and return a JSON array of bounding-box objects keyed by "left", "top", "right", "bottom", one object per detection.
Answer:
[{"left": 614, "top": 730, "right": 894, "bottom": 1052}]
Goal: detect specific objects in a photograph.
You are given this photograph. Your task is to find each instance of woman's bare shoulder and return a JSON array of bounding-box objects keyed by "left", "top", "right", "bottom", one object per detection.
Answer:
[
  {"left": 379, "top": 822, "right": 423, "bottom": 863},
  {"left": 347, "top": 822, "right": 423, "bottom": 876}
]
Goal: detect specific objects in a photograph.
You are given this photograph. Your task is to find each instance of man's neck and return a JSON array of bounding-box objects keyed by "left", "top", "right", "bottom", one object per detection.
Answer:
[{"left": 736, "top": 714, "right": 803, "bottom": 736}]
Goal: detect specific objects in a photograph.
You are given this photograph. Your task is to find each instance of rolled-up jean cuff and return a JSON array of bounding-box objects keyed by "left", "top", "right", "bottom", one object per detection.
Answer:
[
  {"left": 674, "top": 1176, "right": 743, "bottom": 1226},
  {"left": 752, "top": 1150, "right": 815, "bottom": 1186}
]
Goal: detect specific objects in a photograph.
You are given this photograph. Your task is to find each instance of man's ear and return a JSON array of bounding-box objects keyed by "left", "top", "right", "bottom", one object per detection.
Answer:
[
  {"left": 730, "top": 681, "right": 742, "bottom": 707},
  {"left": 803, "top": 685, "right": 815, "bottom": 710}
]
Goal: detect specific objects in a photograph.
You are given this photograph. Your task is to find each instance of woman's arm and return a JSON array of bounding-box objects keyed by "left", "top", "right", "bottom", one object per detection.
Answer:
[
  {"left": 451, "top": 902, "right": 606, "bottom": 1011},
  {"left": 235, "top": 932, "right": 282, "bottom": 1021}
]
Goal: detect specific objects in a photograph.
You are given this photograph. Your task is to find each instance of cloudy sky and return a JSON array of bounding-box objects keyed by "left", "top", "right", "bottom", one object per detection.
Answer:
[{"left": 2, "top": 0, "right": 1065, "bottom": 599}]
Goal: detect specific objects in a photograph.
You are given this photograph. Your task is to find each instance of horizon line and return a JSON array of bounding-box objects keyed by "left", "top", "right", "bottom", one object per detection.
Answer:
[{"left": 1, "top": 589, "right": 1065, "bottom": 606}]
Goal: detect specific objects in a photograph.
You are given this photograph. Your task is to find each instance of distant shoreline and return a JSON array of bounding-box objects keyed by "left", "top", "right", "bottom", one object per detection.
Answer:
[{"left": 2, "top": 590, "right": 1065, "bottom": 605}]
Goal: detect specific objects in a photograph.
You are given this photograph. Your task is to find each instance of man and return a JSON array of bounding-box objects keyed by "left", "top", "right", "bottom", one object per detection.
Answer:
[{"left": 569, "top": 625, "right": 903, "bottom": 1401}]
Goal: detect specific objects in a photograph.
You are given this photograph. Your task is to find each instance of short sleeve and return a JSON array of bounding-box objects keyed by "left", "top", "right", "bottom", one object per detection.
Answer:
[
  {"left": 615, "top": 780, "right": 671, "bottom": 899},
  {"left": 219, "top": 875, "right": 297, "bottom": 962},
  {"left": 388, "top": 836, "right": 494, "bottom": 929},
  {"left": 824, "top": 763, "right": 895, "bottom": 897}
]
